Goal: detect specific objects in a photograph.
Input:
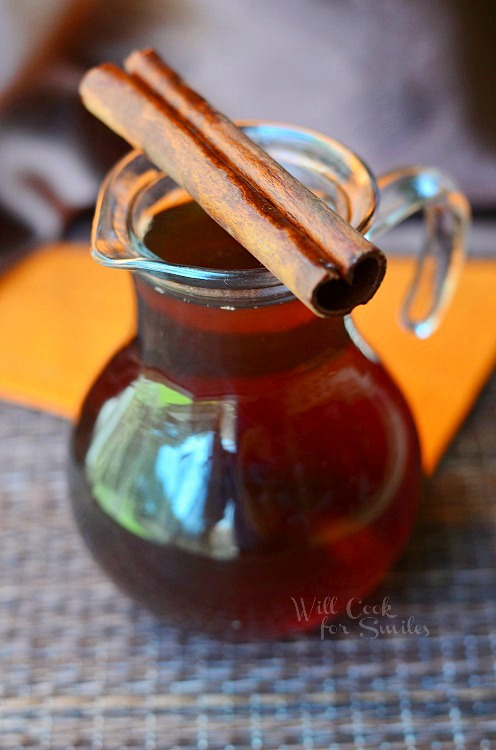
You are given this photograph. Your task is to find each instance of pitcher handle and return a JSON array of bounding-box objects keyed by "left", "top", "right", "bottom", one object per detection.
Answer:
[{"left": 365, "top": 167, "right": 470, "bottom": 339}]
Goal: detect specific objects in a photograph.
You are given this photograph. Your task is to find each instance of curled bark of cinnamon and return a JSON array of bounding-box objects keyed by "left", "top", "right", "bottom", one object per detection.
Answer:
[{"left": 80, "top": 49, "right": 386, "bottom": 316}]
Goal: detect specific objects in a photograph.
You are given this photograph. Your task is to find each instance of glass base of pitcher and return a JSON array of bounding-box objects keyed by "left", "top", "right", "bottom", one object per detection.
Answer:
[
  {"left": 69, "top": 453, "right": 420, "bottom": 640},
  {"left": 71, "top": 466, "right": 418, "bottom": 640},
  {"left": 68, "top": 339, "right": 422, "bottom": 639}
]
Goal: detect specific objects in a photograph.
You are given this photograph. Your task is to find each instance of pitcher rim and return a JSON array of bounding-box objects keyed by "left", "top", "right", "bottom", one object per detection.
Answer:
[{"left": 91, "top": 120, "right": 379, "bottom": 296}]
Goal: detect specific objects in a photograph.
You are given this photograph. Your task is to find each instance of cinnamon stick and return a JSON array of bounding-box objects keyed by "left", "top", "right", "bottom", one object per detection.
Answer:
[{"left": 80, "top": 50, "right": 386, "bottom": 316}]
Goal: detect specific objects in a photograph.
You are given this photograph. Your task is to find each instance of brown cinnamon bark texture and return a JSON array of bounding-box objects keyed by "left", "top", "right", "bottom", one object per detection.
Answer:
[{"left": 80, "top": 49, "right": 386, "bottom": 315}]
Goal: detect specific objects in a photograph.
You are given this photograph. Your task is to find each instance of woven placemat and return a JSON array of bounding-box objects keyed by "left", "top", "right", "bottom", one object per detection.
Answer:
[{"left": 1, "top": 378, "right": 495, "bottom": 749}]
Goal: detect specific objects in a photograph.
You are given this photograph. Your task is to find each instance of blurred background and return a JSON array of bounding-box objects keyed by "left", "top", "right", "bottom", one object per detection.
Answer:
[
  {"left": 1, "top": 5, "right": 496, "bottom": 748},
  {"left": 0, "top": 0, "right": 495, "bottom": 269}
]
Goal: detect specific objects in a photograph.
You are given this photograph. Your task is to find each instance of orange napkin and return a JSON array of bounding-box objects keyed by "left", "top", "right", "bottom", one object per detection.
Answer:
[{"left": 1, "top": 243, "right": 495, "bottom": 474}]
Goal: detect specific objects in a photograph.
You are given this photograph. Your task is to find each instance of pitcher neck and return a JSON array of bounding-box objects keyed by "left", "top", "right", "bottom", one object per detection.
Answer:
[{"left": 134, "top": 274, "right": 350, "bottom": 394}]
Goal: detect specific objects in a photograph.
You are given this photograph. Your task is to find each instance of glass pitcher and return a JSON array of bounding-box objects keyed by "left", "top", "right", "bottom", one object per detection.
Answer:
[{"left": 69, "top": 122, "right": 469, "bottom": 638}]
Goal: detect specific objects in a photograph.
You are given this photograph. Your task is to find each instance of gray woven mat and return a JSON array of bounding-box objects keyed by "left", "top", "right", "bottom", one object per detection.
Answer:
[{"left": 1, "top": 378, "right": 495, "bottom": 749}]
